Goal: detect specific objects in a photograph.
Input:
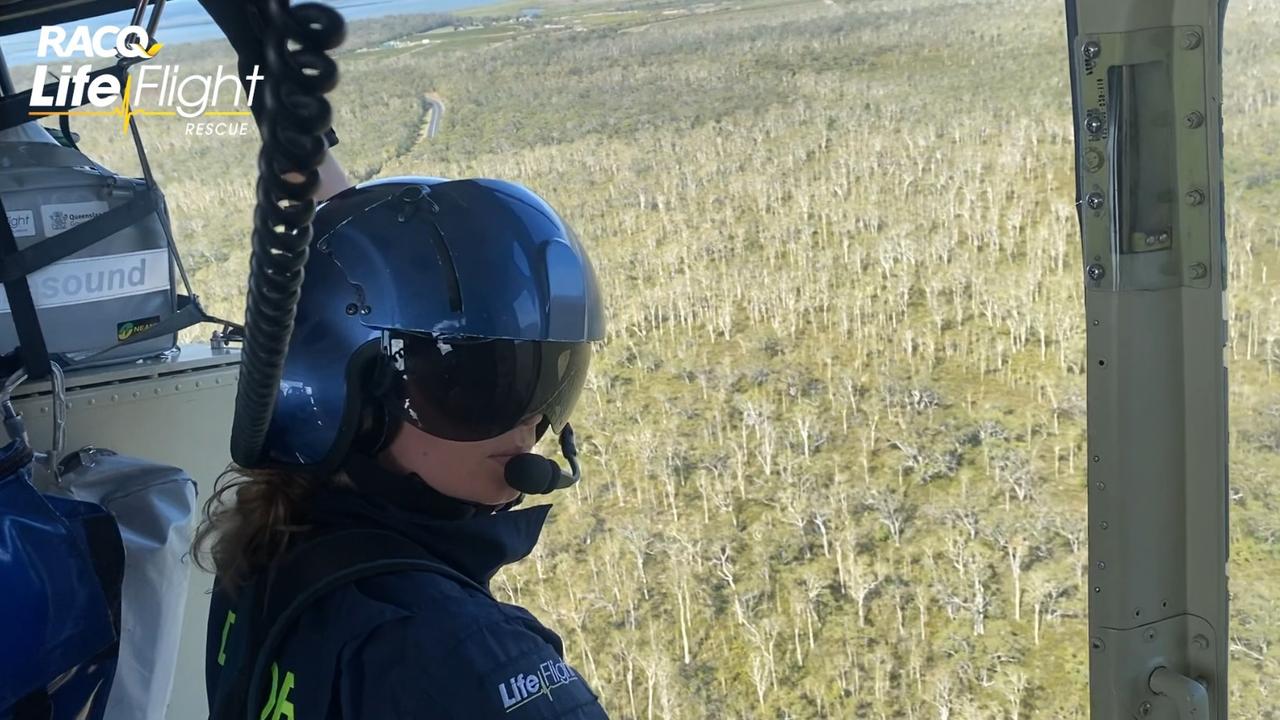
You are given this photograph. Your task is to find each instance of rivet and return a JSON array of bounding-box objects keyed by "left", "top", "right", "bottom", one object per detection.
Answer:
[
  {"left": 1090, "top": 636, "right": 1105, "bottom": 651},
  {"left": 360, "top": 305, "right": 373, "bottom": 315},
  {"left": 175, "top": 384, "right": 182, "bottom": 391},
  {"left": 195, "top": 381, "right": 202, "bottom": 388},
  {"left": 1083, "top": 40, "right": 1102, "bottom": 60},
  {"left": 1185, "top": 189, "right": 1206, "bottom": 206},
  {"left": 88, "top": 398, "right": 95, "bottom": 406},
  {"left": 1092, "top": 455, "right": 1101, "bottom": 463},
  {"left": 1140, "top": 701, "right": 1153, "bottom": 717},
  {"left": 1091, "top": 320, "right": 1100, "bottom": 326},
  {"left": 1190, "top": 262, "right": 1208, "bottom": 279},
  {"left": 1096, "top": 481, "right": 1106, "bottom": 490},
  {"left": 1086, "top": 192, "right": 1105, "bottom": 210},
  {"left": 1100, "top": 521, "right": 1110, "bottom": 530},
  {"left": 1085, "top": 115, "right": 1104, "bottom": 135},
  {"left": 1182, "top": 31, "right": 1202, "bottom": 50},
  {"left": 1185, "top": 111, "right": 1205, "bottom": 129},
  {"left": 133, "top": 391, "right": 141, "bottom": 399},
  {"left": 111, "top": 394, "right": 119, "bottom": 402},
  {"left": 1193, "top": 634, "right": 1209, "bottom": 650},
  {"left": 1097, "top": 561, "right": 1106, "bottom": 569},
  {"left": 1087, "top": 263, "right": 1106, "bottom": 281},
  {"left": 1085, "top": 148, "right": 1105, "bottom": 172},
  {"left": 345, "top": 303, "right": 359, "bottom": 316}
]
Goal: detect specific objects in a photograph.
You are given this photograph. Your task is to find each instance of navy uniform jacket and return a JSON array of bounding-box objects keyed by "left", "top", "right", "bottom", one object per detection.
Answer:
[{"left": 205, "top": 454, "right": 608, "bottom": 719}]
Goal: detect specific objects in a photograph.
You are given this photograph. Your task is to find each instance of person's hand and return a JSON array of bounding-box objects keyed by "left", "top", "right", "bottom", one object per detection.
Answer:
[{"left": 282, "top": 152, "right": 352, "bottom": 202}]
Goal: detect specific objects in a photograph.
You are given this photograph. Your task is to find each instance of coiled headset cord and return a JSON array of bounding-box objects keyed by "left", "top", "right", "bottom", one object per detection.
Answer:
[{"left": 230, "top": 0, "right": 345, "bottom": 468}]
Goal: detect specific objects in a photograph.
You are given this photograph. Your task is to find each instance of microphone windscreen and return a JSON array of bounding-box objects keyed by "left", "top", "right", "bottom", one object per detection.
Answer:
[{"left": 504, "top": 453, "right": 558, "bottom": 494}]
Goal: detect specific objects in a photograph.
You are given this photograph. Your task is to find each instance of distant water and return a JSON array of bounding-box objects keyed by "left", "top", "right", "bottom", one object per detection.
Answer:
[{"left": 1, "top": 0, "right": 495, "bottom": 67}]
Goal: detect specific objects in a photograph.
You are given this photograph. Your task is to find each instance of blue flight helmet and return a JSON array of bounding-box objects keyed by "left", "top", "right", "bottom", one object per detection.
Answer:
[{"left": 262, "top": 176, "right": 606, "bottom": 470}]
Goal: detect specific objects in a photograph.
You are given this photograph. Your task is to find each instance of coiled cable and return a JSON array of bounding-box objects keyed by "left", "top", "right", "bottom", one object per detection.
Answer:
[{"left": 230, "top": 0, "right": 345, "bottom": 468}]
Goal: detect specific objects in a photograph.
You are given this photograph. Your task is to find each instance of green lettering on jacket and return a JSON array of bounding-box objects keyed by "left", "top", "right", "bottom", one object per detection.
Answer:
[
  {"left": 217, "top": 610, "right": 236, "bottom": 667},
  {"left": 260, "top": 661, "right": 297, "bottom": 720}
]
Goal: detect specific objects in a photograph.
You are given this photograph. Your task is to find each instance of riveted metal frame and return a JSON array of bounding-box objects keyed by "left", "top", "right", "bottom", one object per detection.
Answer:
[
  {"left": 1075, "top": 26, "right": 1214, "bottom": 292},
  {"left": 1066, "top": 1, "right": 1229, "bottom": 718}
]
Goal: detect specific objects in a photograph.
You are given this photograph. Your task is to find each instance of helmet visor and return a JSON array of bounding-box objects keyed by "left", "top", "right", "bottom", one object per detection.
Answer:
[{"left": 382, "top": 332, "right": 591, "bottom": 442}]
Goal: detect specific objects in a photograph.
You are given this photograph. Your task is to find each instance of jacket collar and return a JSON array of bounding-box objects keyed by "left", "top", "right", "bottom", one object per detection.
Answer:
[
  {"left": 303, "top": 453, "right": 551, "bottom": 589},
  {"left": 342, "top": 452, "right": 521, "bottom": 519}
]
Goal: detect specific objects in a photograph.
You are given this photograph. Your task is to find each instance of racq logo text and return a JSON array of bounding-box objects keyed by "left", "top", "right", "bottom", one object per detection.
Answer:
[{"left": 28, "top": 25, "right": 261, "bottom": 136}]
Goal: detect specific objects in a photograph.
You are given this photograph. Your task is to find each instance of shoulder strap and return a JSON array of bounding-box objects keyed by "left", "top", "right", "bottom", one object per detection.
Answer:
[
  {"left": 210, "top": 529, "right": 490, "bottom": 720},
  {"left": 0, "top": 185, "right": 160, "bottom": 285},
  {"left": 0, "top": 194, "right": 50, "bottom": 381}
]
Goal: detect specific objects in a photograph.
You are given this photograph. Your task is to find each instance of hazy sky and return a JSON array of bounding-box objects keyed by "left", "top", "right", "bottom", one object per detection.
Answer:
[{"left": 2, "top": 0, "right": 498, "bottom": 67}]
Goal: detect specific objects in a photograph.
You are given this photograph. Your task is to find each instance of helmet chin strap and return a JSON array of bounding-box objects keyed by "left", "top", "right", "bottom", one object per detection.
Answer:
[
  {"left": 352, "top": 354, "right": 400, "bottom": 457},
  {"left": 353, "top": 398, "right": 395, "bottom": 456}
]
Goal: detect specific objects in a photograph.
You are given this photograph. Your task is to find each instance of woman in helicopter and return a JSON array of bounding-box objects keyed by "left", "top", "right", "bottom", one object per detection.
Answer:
[{"left": 193, "top": 151, "right": 612, "bottom": 718}]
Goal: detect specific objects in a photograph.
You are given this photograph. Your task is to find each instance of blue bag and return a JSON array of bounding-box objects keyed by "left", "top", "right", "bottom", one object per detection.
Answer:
[{"left": 0, "top": 437, "right": 124, "bottom": 720}]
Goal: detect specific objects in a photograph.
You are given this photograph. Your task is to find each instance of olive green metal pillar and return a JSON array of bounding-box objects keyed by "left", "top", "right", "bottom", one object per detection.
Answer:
[{"left": 1065, "top": 1, "right": 1230, "bottom": 718}]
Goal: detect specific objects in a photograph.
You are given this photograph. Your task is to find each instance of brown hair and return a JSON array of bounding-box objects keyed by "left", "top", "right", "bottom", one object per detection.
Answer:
[
  {"left": 194, "top": 387, "right": 388, "bottom": 591},
  {"left": 192, "top": 465, "right": 353, "bottom": 592}
]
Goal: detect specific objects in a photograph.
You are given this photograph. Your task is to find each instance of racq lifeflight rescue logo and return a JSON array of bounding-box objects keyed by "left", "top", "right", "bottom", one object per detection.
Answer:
[{"left": 27, "top": 24, "right": 261, "bottom": 136}]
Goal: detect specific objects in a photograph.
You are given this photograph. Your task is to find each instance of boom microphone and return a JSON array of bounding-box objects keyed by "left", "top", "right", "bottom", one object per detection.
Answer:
[{"left": 504, "top": 453, "right": 577, "bottom": 495}]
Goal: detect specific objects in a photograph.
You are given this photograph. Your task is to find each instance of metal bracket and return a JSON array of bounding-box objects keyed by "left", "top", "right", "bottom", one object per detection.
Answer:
[
  {"left": 2, "top": 361, "right": 67, "bottom": 485},
  {"left": 1150, "top": 667, "right": 1211, "bottom": 720},
  {"left": 1075, "top": 26, "right": 1214, "bottom": 292},
  {"left": 1091, "top": 614, "right": 1218, "bottom": 719}
]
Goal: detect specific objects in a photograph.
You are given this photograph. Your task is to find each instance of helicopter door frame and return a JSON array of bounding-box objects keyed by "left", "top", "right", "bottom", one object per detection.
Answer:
[{"left": 1064, "top": 0, "right": 1230, "bottom": 718}]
